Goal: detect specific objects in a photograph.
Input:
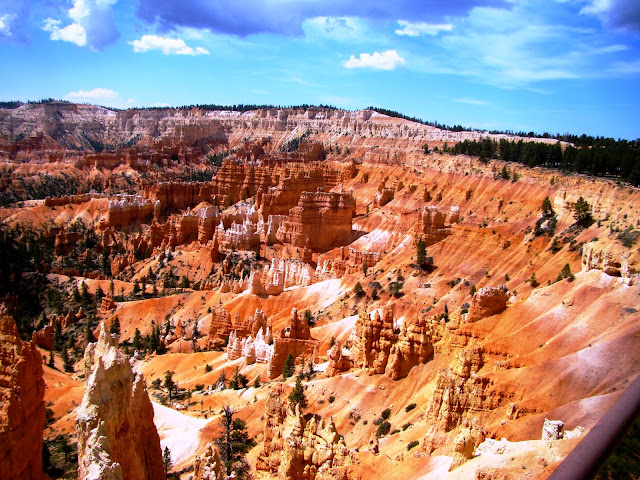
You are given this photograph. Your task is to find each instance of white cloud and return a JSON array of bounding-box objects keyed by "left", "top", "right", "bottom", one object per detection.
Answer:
[
  {"left": 0, "top": 13, "right": 16, "bottom": 36},
  {"left": 455, "top": 98, "right": 489, "bottom": 106},
  {"left": 130, "top": 35, "right": 210, "bottom": 55},
  {"left": 395, "top": 20, "right": 453, "bottom": 36},
  {"left": 43, "top": 18, "right": 87, "bottom": 47},
  {"left": 42, "top": 0, "right": 118, "bottom": 50},
  {"left": 64, "top": 88, "right": 138, "bottom": 108},
  {"left": 152, "top": 102, "right": 171, "bottom": 107},
  {"left": 404, "top": 3, "right": 639, "bottom": 88},
  {"left": 65, "top": 88, "right": 119, "bottom": 101},
  {"left": 343, "top": 50, "right": 405, "bottom": 70}
]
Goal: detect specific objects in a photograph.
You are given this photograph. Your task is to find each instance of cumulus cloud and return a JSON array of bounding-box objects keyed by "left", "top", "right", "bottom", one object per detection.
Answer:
[
  {"left": 64, "top": 88, "right": 138, "bottom": 108},
  {"left": 65, "top": 88, "right": 119, "bottom": 101},
  {"left": 129, "top": 35, "right": 210, "bottom": 55},
  {"left": 395, "top": 20, "right": 453, "bottom": 36},
  {"left": 134, "top": 0, "right": 498, "bottom": 37},
  {"left": 43, "top": 0, "right": 119, "bottom": 50},
  {"left": 343, "top": 50, "right": 405, "bottom": 70},
  {"left": 580, "top": 0, "right": 640, "bottom": 31},
  {"left": 43, "top": 18, "right": 87, "bottom": 46},
  {"left": 0, "top": 13, "right": 15, "bottom": 36}
]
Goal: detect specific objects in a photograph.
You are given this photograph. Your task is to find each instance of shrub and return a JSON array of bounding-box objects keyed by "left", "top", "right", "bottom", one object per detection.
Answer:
[
  {"left": 405, "top": 403, "right": 417, "bottom": 412},
  {"left": 407, "top": 440, "right": 420, "bottom": 451},
  {"left": 376, "top": 421, "right": 391, "bottom": 437},
  {"left": 402, "top": 423, "right": 412, "bottom": 431},
  {"left": 329, "top": 395, "right": 335, "bottom": 403},
  {"left": 381, "top": 408, "right": 392, "bottom": 420}
]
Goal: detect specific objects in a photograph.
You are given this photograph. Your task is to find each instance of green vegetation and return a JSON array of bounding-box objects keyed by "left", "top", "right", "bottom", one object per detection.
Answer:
[
  {"left": 442, "top": 137, "right": 640, "bottom": 186},
  {"left": 573, "top": 196, "right": 593, "bottom": 227},
  {"left": 215, "top": 405, "right": 256, "bottom": 479},
  {"left": 288, "top": 376, "right": 308, "bottom": 411},
  {"left": 595, "top": 415, "right": 640, "bottom": 480},
  {"left": 282, "top": 353, "right": 295, "bottom": 379},
  {"left": 376, "top": 421, "right": 391, "bottom": 437}
]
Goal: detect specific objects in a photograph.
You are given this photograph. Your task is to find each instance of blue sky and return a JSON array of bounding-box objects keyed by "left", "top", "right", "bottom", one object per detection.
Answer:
[{"left": 1, "top": 0, "right": 639, "bottom": 139}]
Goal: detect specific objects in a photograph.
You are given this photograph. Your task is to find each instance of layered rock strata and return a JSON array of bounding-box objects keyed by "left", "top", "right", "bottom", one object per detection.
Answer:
[{"left": 277, "top": 192, "right": 355, "bottom": 251}]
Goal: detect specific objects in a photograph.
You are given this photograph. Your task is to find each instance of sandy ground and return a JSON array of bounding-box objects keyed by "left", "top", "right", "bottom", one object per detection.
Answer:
[{"left": 153, "top": 402, "right": 213, "bottom": 469}]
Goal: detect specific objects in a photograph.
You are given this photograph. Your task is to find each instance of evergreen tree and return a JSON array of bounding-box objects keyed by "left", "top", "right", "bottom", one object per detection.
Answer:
[
  {"left": 162, "top": 446, "right": 172, "bottom": 476},
  {"left": 573, "top": 196, "right": 593, "bottom": 227},
  {"left": 53, "top": 321, "right": 62, "bottom": 351},
  {"left": 416, "top": 238, "right": 427, "bottom": 267},
  {"left": 288, "top": 375, "right": 308, "bottom": 411},
  {"left": 215, "top": 405, "right": 256, "bottom": 479},
  {"left": 541, "top": 196, "right": 554, "bottom": 216},
  {"left": 133, "top": 328, "right": 141, "bottom": 351},
  {"left": 164, "top": 370, "right": 176, "bottom": 400},
  {"left": 282, "top": 353, "right": 295, "bottom": 379},
  {"left": 109, "top": 316, "right": 120, "bottom": 336},
  {"left": 62, "top": 344, "right": 73, "bottom": 373},
  {"left": 48, "top": 349, "right": 54, "bottom": 368},
  {"left": 80, "top": 282, "right": 90, "bottom": 306}
]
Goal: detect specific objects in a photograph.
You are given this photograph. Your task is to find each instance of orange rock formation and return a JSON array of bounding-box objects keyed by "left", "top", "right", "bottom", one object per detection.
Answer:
[{"left": 0, "top": 306, "right": 46, "bottom": 480}]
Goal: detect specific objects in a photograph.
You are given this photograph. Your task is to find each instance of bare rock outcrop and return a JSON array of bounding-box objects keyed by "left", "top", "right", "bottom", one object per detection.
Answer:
[
  {"left": 76, "top": 323, "right": 165, "bottom": 480},
  {"left": 582, "top": 240, "right": 639, "bottom": 285},
  {"left": 193, "top": 444, "right": 225, "bottom": 480},
  {"left": 0, "top": 305, "right": 46, "bottom": 480},
  {"left": 256, "top": 386, "right": 354, "bottom": 480},
  {"left": 351, "top": 310, "right": 434, "bottom": 379},
  {"left": 325, "top": 341, "right": 352, "bottom": 377},
  {"left": 448, "top": 426, "right": 485, "bottom": 471},
  {"left": 425, "top": 348, "right": 494, "bottom": 433},
  {"left": 466, "top": 286, "right": 509, "bottom": 323},
  {"left": 268, "top": 308, "right": 316, "bottom": 379},
  {"left": 277, "top": 191, "right": 355, "bottom": 251}
]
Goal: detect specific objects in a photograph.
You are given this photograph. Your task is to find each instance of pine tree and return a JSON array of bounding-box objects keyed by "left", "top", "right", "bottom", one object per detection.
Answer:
[
  {"left": 53, "top": 320, "right": 62, "bottom": 351},
  {"left": 215, "top": 405, "right": 256, "bottom": 479},
  {"left": 288, "top": 375, "right": 308, "bottom": 411},
  {"left": 282, "top": 353, "right": 295, "bottom": 379},
  {"left": 416, "top": 238, "right": 427, "bottom": 268},
  {"left": 133, "top": 328, "right": 141, "bottom": 351},
  {"left": 110, "top": 316, "right": 120, "bottom": 336},
  {"left": 573, "top": 196, "right": 593, "bottom": 227},
  {"left": 164, "top": 370, "right": 176, "bottom": 401},
  {"left": 162, "top": 446, "right": 172, "bottom": 476},
  {"left": 81, "top": 282, "right": 90, "bottom": 306},
  {"left": 62, "top": 344, "right": 73, "bottom": 373},
  {"left": 541, "top": 196, "right": 554, "bottom": 217}
]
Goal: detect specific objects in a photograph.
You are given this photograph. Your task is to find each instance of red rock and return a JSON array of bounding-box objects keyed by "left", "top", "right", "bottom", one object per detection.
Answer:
[
  {"left": 466, "top": 286, "right": 509, "bottom": 323},
  {"left": 0, "top": 305, "right": 46, "bottom": 480},
  {"left": 277, "top": 191, "right": 355, "bottom": 251}
]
